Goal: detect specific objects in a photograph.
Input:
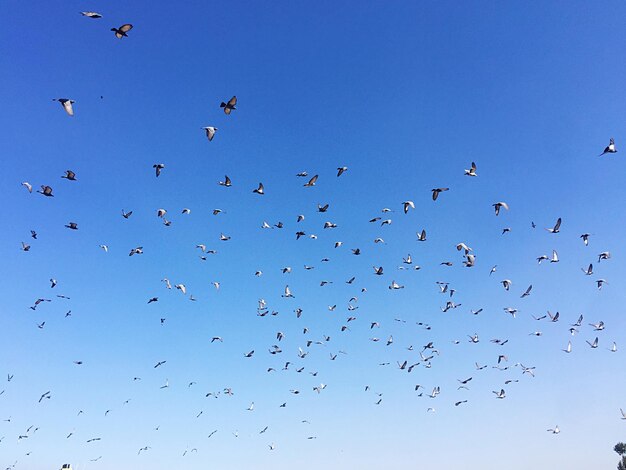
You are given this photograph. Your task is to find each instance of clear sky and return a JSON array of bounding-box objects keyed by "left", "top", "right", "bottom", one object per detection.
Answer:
[{"left": 1, "top": 1, "right": 626, "bottom": 469}]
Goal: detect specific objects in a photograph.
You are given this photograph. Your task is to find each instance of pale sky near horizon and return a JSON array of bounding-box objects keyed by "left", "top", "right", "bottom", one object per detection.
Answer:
[{"left": 1, "top": 1, "right": 626, "bottom": 469}]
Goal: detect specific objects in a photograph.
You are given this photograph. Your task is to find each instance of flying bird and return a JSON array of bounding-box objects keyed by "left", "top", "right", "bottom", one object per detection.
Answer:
[
  {"left": 599, "top": 138, "right": 617, "bottom": 156},
  {"left": 153, "top": 164, "right": 165, "bottom": 177},
  {"left": 80, "top": 11, "right": 102, "bottom": 18},
  {"left": 464, "top": 162, "right": 477, "bottom": 177},
  {"left": 202, "top": 126, "right": 217, "bottom": 141},
  {"left": 111, "top": 24, "right": 133, "bottom": 39},
  {"left": 220, "top": 96, "right": 237, "bottom": 114},
  {"left": 53, "top": 98, "right": 75, "bottom": 116},
  {"left": 432, "top": 188, "right": 449, "bottom": 201},
  {"left": 493, "top": 202, "right": 509, "bottom": 216},
  {"left": 546, "top": 218, "right": 562, "bottom": 233}
]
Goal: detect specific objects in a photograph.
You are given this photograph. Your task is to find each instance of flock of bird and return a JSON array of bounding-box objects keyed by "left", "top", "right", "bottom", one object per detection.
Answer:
[{"left": 2, "top": 8, "right": 624, "bottom": 470}]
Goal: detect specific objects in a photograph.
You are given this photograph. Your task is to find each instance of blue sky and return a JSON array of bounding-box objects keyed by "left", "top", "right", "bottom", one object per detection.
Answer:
[{"left": 1, "top": 1, "right": 626, "bottom": 468}]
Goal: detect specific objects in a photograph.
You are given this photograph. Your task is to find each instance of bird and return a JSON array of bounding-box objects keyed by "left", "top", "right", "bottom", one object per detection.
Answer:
[
  {"left": 65, "top": 222, "right": 78, "bottom": 230},
  {"left": 219, "top": 175, "right": 232, "bottom": 187},
  {"left": 586, "top": 337, "right": 599, "bottom": 349},
  {"left": 599, "top": 138, "right": 617, "bottom": 156},
  {"left": 550, "top": 250, "right": 559, "bottom": 263},
  {"left": 202, "top": 126, "right": 217, "bottom": 141},
  {"left": 304, "top": 175, "right": 318, "bottom": 187},
  {"left": 520, "top": 285, "right": 532, "bottom": 298},
  {"left": 37, "top": 185, "right": 54, "bottom": 197},
  {"left": 220, "top": 96, "right": 237, "bottom": 114},
  {"left": 432, "top": 188, "right": 449, "bottom": 201},
  {"left": 129, "top": 247, "right": 143, "bottom": 256},
  {"left": 547, "top": 426, "right": 560, "bottom": 434},
  {"left": 21, "top": 182, "right": 32, "bottom": 193},
  {"left": 61, "top": 170, "right": 77, "bottom": 181},
  {"left": 337, "top": 167, "right": 348, "bottom": 177},
  {"left": 493, "top": 202, "right": 509, "bottom": 216},
  {"left": 492, "top": 389, "right": 506, "bottom": 399},
  {"left": 403, "top": 201, "right": 415, "bottom": 214},
  {"left": 153, "top": 164, "right": 165, "bottom": 177},
  {"left": 546, "top": 218, "right": 562, "bottom": 233},
  {"left": 122, "top": 209, "right": 133, "bottom": 219},
  {"left": 253, "top": 183, "right": 265, "bottom": 195},
  {"left": 416, "top": 229, "right": 427, "bottom": 241},
  {"left": 501, "top": 279, "right": 512, "bottom": 291},
  {"left": 53, "top": 98, "right": 75, "bottom": 116},
  {"left": 464, "top": 162, "right": 477, "bottom": 177},
  {"left": 111, "top": 24, "right": 133, "bottom": 39},
  {"left": 598, "top": 251, "right": 611, "bottom": 262},
  {"left": 81, "top": 11, "right": 102, "bottom": 18},
  {"left": 580, "top": 233, "right": 590, "bottom": 246},
  {"left": 562, "top": 341, "right": 572, "bottom": 353}
]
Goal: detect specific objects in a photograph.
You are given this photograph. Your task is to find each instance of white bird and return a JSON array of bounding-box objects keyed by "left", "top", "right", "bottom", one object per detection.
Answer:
[
  {"left": 389, "top": 280, "right": 404, "bottom": 290},
  {"left": 282, "top": 285, "right": 294, "bottom": 298},
  {"left": 547, "top": 426, "right": 560, "bottom": 434},
  {"left": 562, "top": 341, "right": 572, "bottom": 353},
  {"left": 53, "top": 98, "right": 75, "bottom": 116},
  {"left": 81, "top": 11, "right": 102, "bottom": 18},
  {"left": 21, "top": 182, "right": 32, "bottom": 193},
  {"left": 501, "top": 279, "right": 512, "bottom": 291},
  {"left": 402, "top": 201, "right": 415, "bottom": 214},
  {"left": 550, "top": 250, "right": 559, "bottom": 263},
  {"left": 99, "top": 244, "right": 108, "bottom": 252},
  {"left": 464, "top": 161, "right": 477, "bottom": 176},
  {"left": 202, "top": 126, "right": 217, "bottom": 141},
  {"left": 586, "top": 337, "right": 599, "bottom": 349},
  {"left": 175, "top": 284, "right": 186, "bottom": 295}
]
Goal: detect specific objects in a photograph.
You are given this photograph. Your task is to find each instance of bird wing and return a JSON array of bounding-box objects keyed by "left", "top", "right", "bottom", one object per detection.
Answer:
[
  {"left": 227, "top": 96, "right": 237, "bottom": 107},
  {"left": 554, "top": 218, "right": 561, "bottom": 231},
  {"left": 119, "top": 24, "right": 133, "bottom": 32}
]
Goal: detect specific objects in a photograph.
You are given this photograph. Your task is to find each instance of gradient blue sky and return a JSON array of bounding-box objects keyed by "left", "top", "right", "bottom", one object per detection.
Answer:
[{"left": 2, "top": 1, "right": 626, "bottom": 469}]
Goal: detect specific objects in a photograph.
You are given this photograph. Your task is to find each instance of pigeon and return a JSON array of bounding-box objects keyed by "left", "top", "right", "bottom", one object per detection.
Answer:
[
  {"left": 61, "top": 170, "right": 77, "bottom": 181},
  {"left": 80, "top": 11, "right": 103, "bottom": 18},
  {"left": 493, "top": 202, "right": 509, "bottom": 216},
  {"left": 432, "top": 188, "right": 449, "bottom": 201},
  {"left": 599, "top": 138, "right": 616, "bottom": 156},
  {"left": 220, "top": 96, "right": 237, "bottom": 114},
  {"left": 202, "top": 127, "right": 217, "bottom": 141},
  {"left": 153, "top": 164, "right": 165, "bottom": 177},
  {"left": 22, "top": 182, "right": 33, "bottom": 193},
  {"left": 546, "top": 218, "right": 561, "bottom": 233},
  {"left": 304, "top": 175, "right": 318, "bottom": 187},
  {"left": 53, "top": 98, "right": 75, "bottom": 116},
  {"left": 253, "top": 183, "right": 265, "bottom": 195},
  {"left": 464, "top": 162, "right": 477, "bottom": 177},
  {"left": 337, "top": 167, "right": 348, "bottom": 177},
  {"left": 111, "top": 24, "right": 133, "bottom": 39},
  {"left": 219, "top": 175, "right": 232, "bottom": 187}
]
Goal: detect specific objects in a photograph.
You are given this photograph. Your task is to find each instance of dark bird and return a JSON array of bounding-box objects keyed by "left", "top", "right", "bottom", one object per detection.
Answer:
[
  {"left": 304, "top": 175, "right": 318, "bottom": 187},
  {"left": 153, "top": 163, "right": 165, "bottom": 177},
  {"left": 220, "top": 96, "right": 237, "bottom": 114},
  {"left": 111, "top": 24, "right": 133, "bottom": 39},
  {"left": 62, "top": 170, "right": 77, "bottom": 181},
  {"left": 37, "top": 185, "right": 54, "bottom": 197},
  {"left": 432, "top": 188, "right": 449, "bottom": 201}
]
